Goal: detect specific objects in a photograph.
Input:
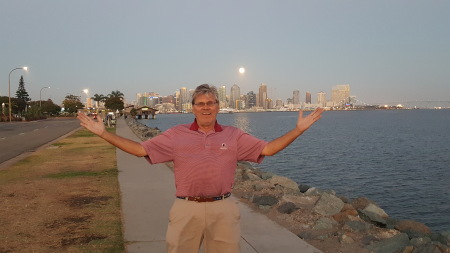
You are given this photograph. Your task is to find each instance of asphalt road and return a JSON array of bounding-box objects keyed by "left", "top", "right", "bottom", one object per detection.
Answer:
[{"left": 0, "top": 118, "right": 81, "bottom": 166}]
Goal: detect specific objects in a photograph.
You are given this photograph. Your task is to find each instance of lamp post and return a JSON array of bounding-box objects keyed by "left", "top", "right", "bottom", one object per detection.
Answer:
[
  {"left": 40, "top": 86, "right": 51, "bottom": 107},
  {"left": 8, "top": 67, "right": 28, "bottom": 122}
]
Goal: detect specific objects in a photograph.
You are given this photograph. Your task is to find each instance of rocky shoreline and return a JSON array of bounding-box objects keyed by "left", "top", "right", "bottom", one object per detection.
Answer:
[{"left": 125, "top": 117, "right": 449, "bottom": 253}]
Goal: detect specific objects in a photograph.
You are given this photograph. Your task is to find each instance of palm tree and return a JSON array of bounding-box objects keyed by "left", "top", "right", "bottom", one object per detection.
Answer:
[
  {"left": 91, "top": 93, "right": 106, "bottom": 109},
  {"left": 108, "top": 90, "right": 124, "bottom": 98}
]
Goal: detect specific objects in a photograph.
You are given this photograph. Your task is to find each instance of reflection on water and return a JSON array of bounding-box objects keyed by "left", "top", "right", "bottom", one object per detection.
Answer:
[{"left": 233, "top": 113, "right": 251, "bottom": 133}]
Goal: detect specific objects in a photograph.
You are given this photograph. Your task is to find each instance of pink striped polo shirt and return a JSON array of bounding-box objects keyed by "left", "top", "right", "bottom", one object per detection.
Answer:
[{"left": 140, "top": 120, "right": 268, "bottom": 197}]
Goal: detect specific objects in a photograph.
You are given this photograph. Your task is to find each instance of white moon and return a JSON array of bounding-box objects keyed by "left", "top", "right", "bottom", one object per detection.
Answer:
[{"left": 239, "top": 67, "right": 245, "bottom": 74}]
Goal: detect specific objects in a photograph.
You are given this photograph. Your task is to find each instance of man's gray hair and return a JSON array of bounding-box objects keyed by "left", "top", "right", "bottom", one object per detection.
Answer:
[{"left": 191, "top": 84, "right": 219, "bottom": 104}]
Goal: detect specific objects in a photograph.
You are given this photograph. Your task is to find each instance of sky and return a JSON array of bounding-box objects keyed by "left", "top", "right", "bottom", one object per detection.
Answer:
[{"left": 1, "top": 0, "right": 449, "bottom": 106}]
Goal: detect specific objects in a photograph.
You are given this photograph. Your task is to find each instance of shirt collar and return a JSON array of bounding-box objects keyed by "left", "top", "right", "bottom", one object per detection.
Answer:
[{"left": 189, "top": 119, "right": 223, "bottom": 132}]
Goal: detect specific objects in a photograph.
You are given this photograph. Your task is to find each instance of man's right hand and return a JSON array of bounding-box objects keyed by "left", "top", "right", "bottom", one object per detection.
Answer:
[
  {"left": 77, "top": 113, "right": 106, "bottom": 137},
  {"left": 77, "top": 113, "right": 147, "bottom": 157}
]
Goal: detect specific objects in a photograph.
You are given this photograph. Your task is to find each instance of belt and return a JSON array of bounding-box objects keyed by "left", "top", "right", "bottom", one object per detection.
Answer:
[{"left": 176, "top": 192, "right": 231, "bottom": 202}]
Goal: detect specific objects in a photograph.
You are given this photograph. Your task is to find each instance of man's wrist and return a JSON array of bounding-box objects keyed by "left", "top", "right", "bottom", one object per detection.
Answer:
[
  {"left": 293, "top": 127, "right": 304, "bottom": 136},
  {"left": 99, "top": 129, "right": 108, "bottom": 138}
]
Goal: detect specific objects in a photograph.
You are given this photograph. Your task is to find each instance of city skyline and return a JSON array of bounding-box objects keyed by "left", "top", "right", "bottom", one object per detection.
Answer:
[
  {"left": 134, "top": 82, "right": 349, "bottom": 110},
  {"left": 2, "top": 1, "right": 449, "bottom": 106}
]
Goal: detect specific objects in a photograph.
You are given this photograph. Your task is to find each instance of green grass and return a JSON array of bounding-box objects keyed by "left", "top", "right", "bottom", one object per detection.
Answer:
[
  {"left": 44, "top": 168, "right": 118, "bottom": 179},
  {"left": 69, "top": 128, "right": 116, "bottom": 138}
]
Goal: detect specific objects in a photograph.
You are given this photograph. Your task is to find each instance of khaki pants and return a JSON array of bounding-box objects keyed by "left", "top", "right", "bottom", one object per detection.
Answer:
[{"left": 166, "top": 198, "right": 241, "bottom": 253}]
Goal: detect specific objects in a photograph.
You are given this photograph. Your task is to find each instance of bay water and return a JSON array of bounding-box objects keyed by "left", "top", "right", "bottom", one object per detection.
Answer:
[{"left": 140, "top": 109, "right": 450, "bottom": 232}]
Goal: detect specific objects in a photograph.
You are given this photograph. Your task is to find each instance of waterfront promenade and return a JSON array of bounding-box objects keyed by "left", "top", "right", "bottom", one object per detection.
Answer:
[{"left": 116, "top": 117, "right": 322, "bottom": 253}]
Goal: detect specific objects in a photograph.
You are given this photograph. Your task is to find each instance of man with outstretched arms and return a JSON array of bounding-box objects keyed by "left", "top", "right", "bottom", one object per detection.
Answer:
[{"left": 78, "top": 84, "right": 324, "bottom": 253}]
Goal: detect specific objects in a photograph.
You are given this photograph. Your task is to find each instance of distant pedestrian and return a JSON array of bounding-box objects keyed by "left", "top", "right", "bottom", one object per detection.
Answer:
[{"left": 78, "top": 84, "right": 323, "bottom": 253}]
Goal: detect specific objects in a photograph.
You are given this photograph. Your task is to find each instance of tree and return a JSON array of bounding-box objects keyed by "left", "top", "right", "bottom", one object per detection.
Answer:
[
  {"left": 91, "top": 93, "right": 106, "bottom": 108},
  {"left": 40, "top": 99, "right": 61, "bottom": 115},
  {"left": 104, "top": 90, "right": 125, "bottom": 112},
  {"left": 108, "top": 90, "right": 124, "bottom": 98},
  {"left": 104, "top": 96, "right": 124, "bottom": 112},
  {"left": 24, "top": 99, "right": 61, "bottom": 120},
  {"left": 15, "top": 75, "right": 31, "bottom": 113},
  {"left": 62, "top": 94, "right": 83, "bottom": 113}
]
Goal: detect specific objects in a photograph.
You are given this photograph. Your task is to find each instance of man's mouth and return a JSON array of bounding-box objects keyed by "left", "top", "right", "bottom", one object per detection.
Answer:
[{"left": 202, "top": 112, "right": 212, "bottom": 115}]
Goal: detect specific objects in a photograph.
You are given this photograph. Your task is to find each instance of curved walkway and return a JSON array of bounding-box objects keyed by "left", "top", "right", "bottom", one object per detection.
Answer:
[{"left": 116, "top": 118, "right": 322, "bottom": 253}]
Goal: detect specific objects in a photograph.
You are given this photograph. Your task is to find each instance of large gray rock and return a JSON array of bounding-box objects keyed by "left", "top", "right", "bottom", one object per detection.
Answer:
[
  {"left": 260, "top": 171, "right": 274, "bottom": 180},
  {"left": 243, "top": 170, "right": 262, "bottom": 181},
  {"left": 312, "top": 217, "right": 337, "bottom": 230},
  {"left": 298, "top": 184, "right": 311, "bottom": 193},
  {"left": 358, "top": 209, "right": 387, "bottom": 227},
  {"left": 269, "top": 175, "right": 299, "bottom": 191},
  {"left": 312, "top": 193, "right": 344, "bottom": 216},
  {"left": 394, "top": 219, "right": 432, "bottom": 238},
  {"left": 366, "top": 233, "right": 410, "bottom": 253},
  {"left": 410, "top": 237, "right": 432, "bottom": 248},
  {"left": 305, "top": 187, "right": 336, "bottom": 196},
  {"left": 252, "top": 195, "right": 279, "bottom": 207},
  {"left": 364, "top": 203, "right": 388, "bottom": 218},
  {"left": 434, "top": 231, "right": 450, "bottom": 246},
  {"left": 343, "top": 220, "right": 372, "bottom": 233},
  {"left": 277, "top": 202, "right": 299, "bottom": 214},
  {"left": 351, "top": 197, "right": 375, "bottom": 210},
  {"left": 252, "top": 182, "right": 268, "bottom": 191}
]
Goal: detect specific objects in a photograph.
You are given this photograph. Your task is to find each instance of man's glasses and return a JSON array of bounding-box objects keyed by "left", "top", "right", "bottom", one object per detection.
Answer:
[{"left": 193, "top": 101, "right": 217, "bottom": 107}]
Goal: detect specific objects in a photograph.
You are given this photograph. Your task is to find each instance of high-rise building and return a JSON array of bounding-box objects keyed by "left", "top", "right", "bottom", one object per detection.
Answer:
[
  {"left": 188, "top": 89, "right": 194, "bottom": 104},
  {"left": 246, "top": 91, "right": 256, "bottom": 108},
  {"left": 317, "top": 91, "right": 327, "bottom": 107},
  {"left": 218, "top": 85, "right": 227, "bottom": 108},
  {"left": 258, "top": 83, "right": 268, "bottom": 109},
  {"left": 292, "top": 90, "right": 300, "bottom": 108},
  {"left": 305, "top": 92, "right": 311, "bottom": 104},
  {"left": 137, "top": 92, "right": 150, "bottom": 107},
  {"left": 136, "top": 92, "right": 161, "bottom": 107},
  {"left": 266, "top": 98, "right": 273, "bottom": 109},
  {"left": 331, "top": 84, "right": 350, "bottom": 106},
  {"left": 174, "top": 90, "right": 180, "bottom": 111},
  {"left": 293, "top": 90, "right": 300, "bottom": 104},
  {"left": 275, "top": 98, "right": 283, "bottom": 109},
  {"left": 161, "top": 95, "right": 175, "bottom": 104},
  {"left": 230, "top": 84, "right": 241, "bottom": 109},
  {"left": 179, "top": 87, "right": 188, "bottom": 105},
  {"left": 286, "top": 97, "right": 293, "bottom": 105},
  {"left": 179, "top": 87, "right": 189, "bottom": 112}
]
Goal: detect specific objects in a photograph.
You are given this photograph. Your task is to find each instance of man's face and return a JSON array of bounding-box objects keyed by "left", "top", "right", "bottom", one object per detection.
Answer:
[{"left": 192, "top": 93, "right": 219, "bottom": 129}]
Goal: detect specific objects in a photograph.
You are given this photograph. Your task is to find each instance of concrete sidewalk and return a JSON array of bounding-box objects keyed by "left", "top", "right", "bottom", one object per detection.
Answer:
[{"left": 116, "top": 118, "right": 322, "bottom": 253}]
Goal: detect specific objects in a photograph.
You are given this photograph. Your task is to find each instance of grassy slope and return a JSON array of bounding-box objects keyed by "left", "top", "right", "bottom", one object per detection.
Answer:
[{"left": 0, "top": 128, "right": 124, "bottom": 253}]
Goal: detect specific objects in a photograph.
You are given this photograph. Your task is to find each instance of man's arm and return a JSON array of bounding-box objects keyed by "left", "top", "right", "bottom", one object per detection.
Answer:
[
  {"left": 77, "top": 113, "right": 147, "bottom": 157},
  {"left": 261, "top": 108, "right": 324, "bottom": 156}
]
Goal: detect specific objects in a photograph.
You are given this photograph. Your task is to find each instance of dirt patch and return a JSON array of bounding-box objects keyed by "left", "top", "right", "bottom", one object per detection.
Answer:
[
  {"left": 65, "top": 195, "right": 113, "bottom": 208},
  {"left": 61, "top": 234, "right": 108, "bottom": 246},
  {"left": 45, "top": 214, "right": 92, "bottom": 229}
]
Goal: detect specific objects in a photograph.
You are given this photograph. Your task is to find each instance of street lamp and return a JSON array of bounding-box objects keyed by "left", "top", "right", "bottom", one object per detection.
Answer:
[
  {"left": 8, "top": 66, "right": 28, "bottom": 122},
  {"left": 40, "top": 86, "right": 51, "bottom": 107}
]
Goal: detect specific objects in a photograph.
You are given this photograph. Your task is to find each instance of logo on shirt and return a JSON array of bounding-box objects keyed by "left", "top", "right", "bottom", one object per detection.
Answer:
[{"left": 220, "top": 143, "right": 228, "bottom": 150}]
